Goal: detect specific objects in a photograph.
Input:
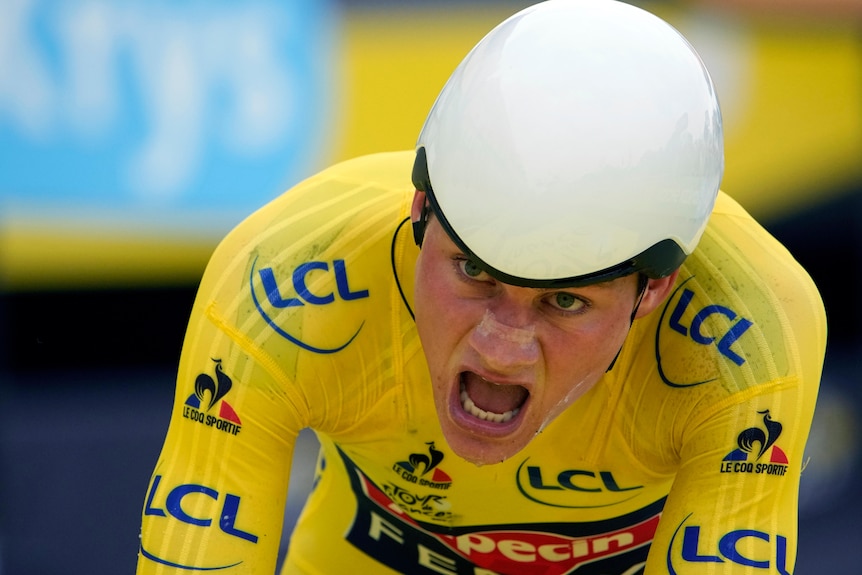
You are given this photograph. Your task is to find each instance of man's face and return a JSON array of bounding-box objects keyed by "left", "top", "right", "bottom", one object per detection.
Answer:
[{"left": 413, "top": 213, "right": 665, "bottom": 466}]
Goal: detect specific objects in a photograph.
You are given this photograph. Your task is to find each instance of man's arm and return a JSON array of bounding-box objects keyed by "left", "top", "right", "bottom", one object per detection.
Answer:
[
  {"left": 646, "top": 379, "right": 817, "bottom": 574},
  {"left": 137, "top": 231, "right": 308, "bottom": 574}
]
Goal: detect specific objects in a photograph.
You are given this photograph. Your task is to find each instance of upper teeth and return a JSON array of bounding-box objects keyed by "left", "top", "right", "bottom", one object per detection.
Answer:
[{"left": 460, "top": 384, "right": 520, "bottom": 423}]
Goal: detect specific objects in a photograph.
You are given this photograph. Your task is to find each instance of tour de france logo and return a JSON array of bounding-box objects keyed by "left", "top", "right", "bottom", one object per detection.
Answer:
[
  {"left": 720, "top": 410, "right": 788, "bottom": 477},
  {"left": 182, "top": 358, "right": 242, "bottom": 436}
]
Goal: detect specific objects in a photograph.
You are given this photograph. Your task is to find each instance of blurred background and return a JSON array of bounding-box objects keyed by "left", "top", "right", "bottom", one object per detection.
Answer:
[{"left": 0, "top": 0, "right": 860, "bottom": 573}]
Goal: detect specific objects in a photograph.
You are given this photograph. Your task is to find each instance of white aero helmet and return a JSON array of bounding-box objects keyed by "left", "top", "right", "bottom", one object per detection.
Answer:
[{"left": 413, "top": 0, "right": 723, "bottom": 288}]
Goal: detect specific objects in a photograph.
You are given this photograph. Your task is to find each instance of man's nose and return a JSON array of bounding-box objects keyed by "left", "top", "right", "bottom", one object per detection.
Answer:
[{"left": 468, "top": 309, "right": 540, "bottom": 372}]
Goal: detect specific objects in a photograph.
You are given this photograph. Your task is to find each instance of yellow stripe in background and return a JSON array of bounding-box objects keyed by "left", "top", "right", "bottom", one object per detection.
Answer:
[
  {"left": 720, "top": 22, "right": 862, "bottom": 219},
  {"left": 330, "top": 4, "right": 532, "bottom": 162},
  {"left": 333, "top": 5, "right": 862, "bottom": 221},
  {"left": 0, "top": 222, "right": 214, "bottom": 290}
]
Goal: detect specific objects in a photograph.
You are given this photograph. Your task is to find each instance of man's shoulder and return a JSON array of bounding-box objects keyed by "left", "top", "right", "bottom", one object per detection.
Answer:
[
  {"left": 696, "top": 190, "right": 824, "bottom": 327},
  {"left": 199, "top": 150, "right": 418, "bottom": 337},
  {"left": 193, "top": 152, "right": 419, "bottom": 405},
  {"left": 648, "top": 191, "right": 826, "bottom": 396}
]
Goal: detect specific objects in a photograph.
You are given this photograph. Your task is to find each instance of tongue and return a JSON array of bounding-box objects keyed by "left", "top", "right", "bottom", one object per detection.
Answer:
[{"left": 462, "top": 372, "right": 528, "bottom": 414}]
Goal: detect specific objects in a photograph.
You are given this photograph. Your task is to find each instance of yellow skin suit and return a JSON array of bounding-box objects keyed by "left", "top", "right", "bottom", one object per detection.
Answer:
[{"left": 138, "top": 152, "right": 825, "bottom": 575}]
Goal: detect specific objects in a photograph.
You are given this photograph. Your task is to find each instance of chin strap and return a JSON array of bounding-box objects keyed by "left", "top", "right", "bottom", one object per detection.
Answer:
[{"left": 606, "top": 273, "right": 650, "bottom": 372}]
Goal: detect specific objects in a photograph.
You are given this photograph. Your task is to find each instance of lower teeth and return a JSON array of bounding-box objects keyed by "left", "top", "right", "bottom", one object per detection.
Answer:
[{"left": 460, "top": 384, "right": 519, "bottom": 423}]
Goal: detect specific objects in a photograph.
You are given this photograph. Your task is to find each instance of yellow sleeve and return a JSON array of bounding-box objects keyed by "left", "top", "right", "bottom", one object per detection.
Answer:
[
  {"left": 649, "top": 386, "right": 814, "bottom": 575},
  {"left": 136, "top": 232, "right": 306, "bottom": 573},
  {"left": 136, "top": 151, "right": 417, "bottom": 574},
  {"left": 641, "top": 192, "right": 826, "bottom": 574}
]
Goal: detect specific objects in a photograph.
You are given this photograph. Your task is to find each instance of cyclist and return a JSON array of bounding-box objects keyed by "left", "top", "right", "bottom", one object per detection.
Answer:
[{"left": 138, "top": 1, "right": 826, "bottom": 573}]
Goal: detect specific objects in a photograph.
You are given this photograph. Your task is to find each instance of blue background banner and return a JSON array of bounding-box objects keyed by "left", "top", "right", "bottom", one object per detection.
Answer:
[{"left": 0, "top": 0, "right": 336, "bottom": 233}]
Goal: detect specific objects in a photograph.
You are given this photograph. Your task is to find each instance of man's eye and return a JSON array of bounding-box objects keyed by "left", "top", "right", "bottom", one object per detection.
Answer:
[
  {"left": 549, "top": 292, "right": 584, "bottom": 312},
  {"left": 460, "top": 258, "right": 485, "bottom": 278},
  {"left": 459, "top": 258, "right": 485, "bottom": 279}
]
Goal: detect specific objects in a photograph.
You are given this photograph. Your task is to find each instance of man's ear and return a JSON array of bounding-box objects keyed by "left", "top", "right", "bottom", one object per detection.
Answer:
[
  {"left": 411, "top": 191, "right": 428, "bottom": 246},
  {"left": 411, "top": 191, "right": 426, "bottom": 222},
  {"left": 634, "top": 269, "right": 680, "bottom": 319}
]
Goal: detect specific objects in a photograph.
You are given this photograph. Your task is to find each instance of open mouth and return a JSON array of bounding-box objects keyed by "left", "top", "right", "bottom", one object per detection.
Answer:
[{"left": 459, "top": 372, "right": 529, "bottom": 424}]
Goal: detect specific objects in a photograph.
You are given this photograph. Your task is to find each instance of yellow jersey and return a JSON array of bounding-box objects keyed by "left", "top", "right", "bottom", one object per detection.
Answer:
[{"left": 137, "top": 151, "right": 826, "bottom": 575}]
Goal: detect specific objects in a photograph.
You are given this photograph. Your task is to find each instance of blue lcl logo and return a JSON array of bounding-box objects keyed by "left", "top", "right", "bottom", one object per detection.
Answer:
[
  {"left": 144, "top": 475, "right": 257, "bottom": 543},
  {"left": 668, "top": 288, "right": 752, "bottom": 366},
  {"left": 259, "top": 259, "right": 369, "bottom": 307},
  {"left": 668, "top": 517, "right": 791, "bottom": 575},
  {"left": 250, "top": 256, "right": 368, "bottom": 353},
  {"left": 141, "top": 475, "right": 256, "bottom": 570}
]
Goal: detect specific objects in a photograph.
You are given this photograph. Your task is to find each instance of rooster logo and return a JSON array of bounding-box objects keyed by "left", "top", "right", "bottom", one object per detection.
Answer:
[
  {"left": 184, "top": 359, "right": 242, "bottom": 426},
  {"left": 723, "top": 410, "right": 787, "bottom": 464},
  {"left": 194, "top": 359, "right": 233, "bottom": 411},
  {"left": 409, "top": 442, "right": 445, "bottom": 476},
  {"left": 737, "top": 410, "right": 782, "bottom": 460},
  {"left": 395, "top": 442, "right": 452, "bottom": 487}
]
